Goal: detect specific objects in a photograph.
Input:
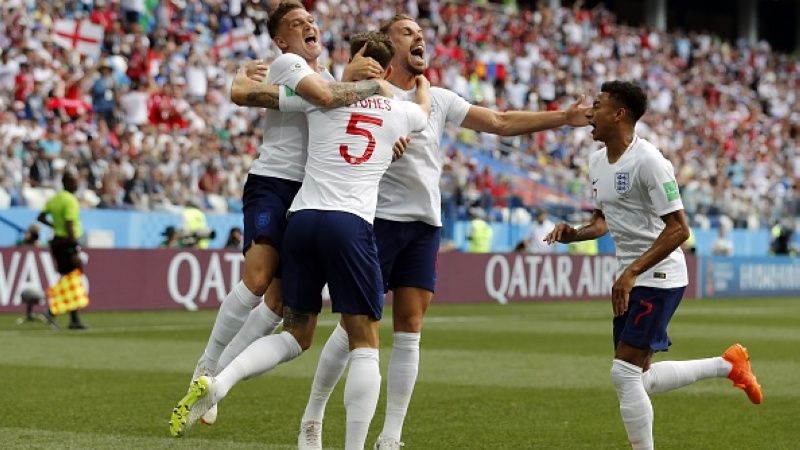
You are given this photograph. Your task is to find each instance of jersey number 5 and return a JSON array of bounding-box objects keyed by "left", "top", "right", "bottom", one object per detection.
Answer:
[{"left": 340, "top": 113, "right": 384, "bottom": 165}]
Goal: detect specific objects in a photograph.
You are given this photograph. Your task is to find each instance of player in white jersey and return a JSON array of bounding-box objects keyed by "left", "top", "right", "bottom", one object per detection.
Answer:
[
  {"left": 297, "top": 14, "right": 593, "bottom": 450},
  {"left": 168, "top": 1, "right": 396, "bottom": 437},
  {"left": 168, "top": 32, "right": 431, "bottom": 449},
  {"left": 545, "top": 81, "right": 762, "bottom": 449}
]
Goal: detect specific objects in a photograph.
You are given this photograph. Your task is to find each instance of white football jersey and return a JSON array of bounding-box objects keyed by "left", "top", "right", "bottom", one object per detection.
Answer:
[
  {"left": 376, "top": 87, "right": 471, "bottom": 226},
  {"left": 589, "top": 135, "right": 688, "bottom": 288},
  {"left": 248, "top": 53, "right": 334, "bottom": 182},
  {"left": 280, "top": 93, "right": 428, "bottom": 224}
]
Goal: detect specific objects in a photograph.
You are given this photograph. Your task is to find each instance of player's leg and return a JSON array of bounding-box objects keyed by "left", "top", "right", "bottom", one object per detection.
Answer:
[
  {"left": 639, "top": 287, "right": 762, "bottom": 403},
  {"left": 170, "top": 210, "right": 320, "bottom": 437},
  {"left": 194, "top": 241, "right": 276, "bottom": 378},
  {"left": 325, "top": 211, "right": 385, "bottom": 450},
  {"left": 192, "top": 175, "right": 293, "bottom": 380},
  {"left": 611, "top": 286, "right": 686, "bottom": 450},
  {"left": 299, "top": 317, "right": 350, "bottom": 430},
  {"left": 202, "top": 277, "right": 284, "bottom": 425},
  {"left": 377, "top": 221, "right": 439, "bottom": 448},
  {"left": 341, "top": 314, "right": 381, "bottom": 450},
  {"left": 217, "top": 280, "right": 284, "bottom": 371},
  {"left": 299, "top": 217, "right": 403, "bottom": 440}
]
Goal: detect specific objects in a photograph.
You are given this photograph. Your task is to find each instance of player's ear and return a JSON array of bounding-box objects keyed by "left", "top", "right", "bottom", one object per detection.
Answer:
[
  {"left": 614, "top": 107, "right": 626, "bottom": 123},
  {"left": 273, "top": 36, "right": 288, "bottom": 51}
]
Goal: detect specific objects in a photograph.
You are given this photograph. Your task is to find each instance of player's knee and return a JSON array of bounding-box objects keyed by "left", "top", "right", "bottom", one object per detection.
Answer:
[
  {"left": 393, "top": 312, "right": 423, "bottom": 332},
  {"left": 287, "top": 328, "right": 313, "bottom": 351},
  {"left": 242, "top": 268, "right": 270, "bottom": 296}
]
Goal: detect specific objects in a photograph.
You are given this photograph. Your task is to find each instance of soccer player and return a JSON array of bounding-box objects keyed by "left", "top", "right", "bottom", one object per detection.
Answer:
[
  {"left": 171, "top": 0, "right": 393, "bottom": 432},
  {"left": 297, "top": 15, "right": 591, "bottom": 450},
  {"left": 37, "top": 171, "right": 87, "bottom": 330},
  {"left": 544, "top": 80, "right": 763, "bottom": 449},
  {"left": 169, "top": 32, "right": 431, "bottom": 449}
]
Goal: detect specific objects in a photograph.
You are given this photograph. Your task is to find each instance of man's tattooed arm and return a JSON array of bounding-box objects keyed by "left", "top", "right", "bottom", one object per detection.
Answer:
[
  {"left": 231, "top": 69, "right": 387, "bottom": 109},
  {"left": 325, "top": 80, "right": 382, "bottom": 107},
  {"left": 230, "top": 68, "right": 280, "bottom": 108}
]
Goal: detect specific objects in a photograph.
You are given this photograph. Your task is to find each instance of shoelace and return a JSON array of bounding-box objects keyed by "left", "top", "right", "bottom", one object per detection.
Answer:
[{"left": 302, "top": 423, "right": 322, "bottom": 447}]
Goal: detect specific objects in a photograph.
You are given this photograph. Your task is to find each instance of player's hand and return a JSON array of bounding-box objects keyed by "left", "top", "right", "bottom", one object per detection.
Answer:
[
  {"left": 392, "top": 136, "right": 411, "bottom": 162},
  {"left": 565, "top": 95, "right": 591, "bottom": 127},
  {"left": 611, "top": 269, "right": 636, "bottom": 317},
  {"left": 342, "top": 44, "right": 383, "bottom": 81},
  {"left": 544, "top": 223, "right": 578, "bottom": 244},
  {"left": 414, "top": 75, "right": 431, "bottom": 91},
  {"left": 243, "top": 60, "right": 269, "bottom": 82}
]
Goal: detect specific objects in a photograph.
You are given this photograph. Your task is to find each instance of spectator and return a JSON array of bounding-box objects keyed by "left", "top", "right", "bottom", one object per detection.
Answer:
[
  {"left": 0, "top": 0, "right": 797, "bottom": 236},
  {"left": 160, "top": 225, "right": 181, "bottom": 248},
  {"left": 17, "top": 223, "right": 44, "bottom": 247},
  {"left": 466, "top": 207, "right": 493, "bottom": 253},
  {"left": 711, "top": 228, "right": 734, "bottom": 256},
  {"left": 224, "top": 227, "right": 242, "bottom": 250},
  {"left": 520, "top": 209, "right": 555, "bottom": 254},
  {"left": 91, "top": 60, "right": 117, "bottom": 126}
]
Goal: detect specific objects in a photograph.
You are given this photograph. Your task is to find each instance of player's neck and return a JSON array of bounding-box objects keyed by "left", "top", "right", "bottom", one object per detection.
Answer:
[
  {"left": 386, "top": 66, "right": 417, "bottom": 90},
  {"left": 605, "top": 129, "right": 635, "bottom": 164},
  {"left": 306, "top": 59, "right": 321, "bottom": 73}
]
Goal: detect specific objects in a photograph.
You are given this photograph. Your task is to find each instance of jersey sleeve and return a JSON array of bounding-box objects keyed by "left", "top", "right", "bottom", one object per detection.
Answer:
[
  {"left": 640, "top": 153, "right": 684, "bottom": 216},
  {"left": 279, "top": 85, "right": 314, "bottom": 113},
  {"left": 268, "top": 53, "right": 316, "bottom": 91},
  {"left": 435, "top": 88, "right": 471, "bottom": 125}
]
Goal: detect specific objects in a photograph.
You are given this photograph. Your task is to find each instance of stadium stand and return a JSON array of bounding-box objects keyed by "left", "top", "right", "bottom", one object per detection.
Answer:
[{"left": 1, "top": 0, "right": 798, "bottom": 238}]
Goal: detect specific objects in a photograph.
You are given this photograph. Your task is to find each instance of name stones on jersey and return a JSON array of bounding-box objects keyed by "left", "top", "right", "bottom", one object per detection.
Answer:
[{"left": 614, "top": 171, "right": 631, "bottom": 195}]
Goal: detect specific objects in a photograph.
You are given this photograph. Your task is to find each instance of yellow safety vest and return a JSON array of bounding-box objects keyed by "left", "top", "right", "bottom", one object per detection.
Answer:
[{"left": 468, "top": 219, "right": 493, "bottom": 253}]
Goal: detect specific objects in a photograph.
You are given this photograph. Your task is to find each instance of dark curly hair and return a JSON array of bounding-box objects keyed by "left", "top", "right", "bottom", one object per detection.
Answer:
[{"left": 601, "top": 81, "right": 647, "bottom": 123}]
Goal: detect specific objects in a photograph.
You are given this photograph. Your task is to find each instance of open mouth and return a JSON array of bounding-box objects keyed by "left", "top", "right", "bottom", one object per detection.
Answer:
[
  {"left": 410, "top": 46, "right": 425, "bottom": 60},
  {"left": 304, "top": 35, "right": 318, "bottom": 45}
]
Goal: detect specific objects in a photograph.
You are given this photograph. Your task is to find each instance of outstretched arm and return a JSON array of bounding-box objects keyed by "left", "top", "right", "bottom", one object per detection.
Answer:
[{"left": 460, "top": 96, "right": 590, "bottom": 136}]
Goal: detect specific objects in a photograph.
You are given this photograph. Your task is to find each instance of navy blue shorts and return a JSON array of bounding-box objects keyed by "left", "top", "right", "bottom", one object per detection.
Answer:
[
  {"left": 241, "top": 174, "right": 301, "bottom": 256},
  {"left": 281, "top": 210, "right": 384, "bottom": 319},
  {"left": 375, "top": 219, "right": 441, "bottom": 293},
  {"left": 613, "top": 285, "right": 685, "bottom": 352}
]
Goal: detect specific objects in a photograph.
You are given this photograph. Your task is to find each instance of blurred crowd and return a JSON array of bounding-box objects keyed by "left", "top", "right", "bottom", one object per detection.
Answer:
[{"left": 1, "top": 0, "right": 798, "bottom": 231}]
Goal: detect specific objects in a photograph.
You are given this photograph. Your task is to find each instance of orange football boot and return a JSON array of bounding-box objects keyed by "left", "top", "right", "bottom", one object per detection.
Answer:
[{"left": 722, "top": 343, "right": 763, "bottom": 404}]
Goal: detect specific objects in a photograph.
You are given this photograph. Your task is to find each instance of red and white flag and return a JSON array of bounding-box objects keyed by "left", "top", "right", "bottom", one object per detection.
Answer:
[
  {"left": 52, "top": 18, "right": 104, "bottom": 59},
  {"left": 213, "top": 27, "right": 251, "bottom": 57}
]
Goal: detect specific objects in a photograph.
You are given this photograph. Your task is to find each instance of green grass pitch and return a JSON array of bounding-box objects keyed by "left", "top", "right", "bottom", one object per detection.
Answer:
[{"left": 1, "top": 297, "right": 797, "bottom": 449}]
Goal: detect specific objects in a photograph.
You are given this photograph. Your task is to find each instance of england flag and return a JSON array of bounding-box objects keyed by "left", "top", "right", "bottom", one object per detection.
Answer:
[{"left": 52, "top": 18, "right": 104, "bottom": 59}]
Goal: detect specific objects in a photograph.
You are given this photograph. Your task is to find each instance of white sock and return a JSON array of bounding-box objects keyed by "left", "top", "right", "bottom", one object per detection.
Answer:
[
  {"left": 217, "top": 301, "right": 283, "bottom": 373},
  {"left": 344, "top": 348, "right": 381, "bottom": 450},
  {"left": 202, "top": 281, "right": 262, "bottom": 365},
  {"left": 381, "top": 332, "right": 421, "bottom": 441},
  {"left": 213, "top": 331, "right": 302, "bottom": 403},
  {"left": 611, "top": 359, "right": 653, "bottom": 450},
  {"left": 643, "top": 357, "right": 732, "bottom": 394},
  {"left": 302, "top": 323, "right": 350, "bottom": 423}
]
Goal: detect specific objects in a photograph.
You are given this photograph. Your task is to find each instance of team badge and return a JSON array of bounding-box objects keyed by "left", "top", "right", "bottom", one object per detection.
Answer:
[
  {"left": 256, "top": 212, "right": 271, "bottom": 230},
  {"left": 614, "top": 172, "right": 631, "bottom": 194}
]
